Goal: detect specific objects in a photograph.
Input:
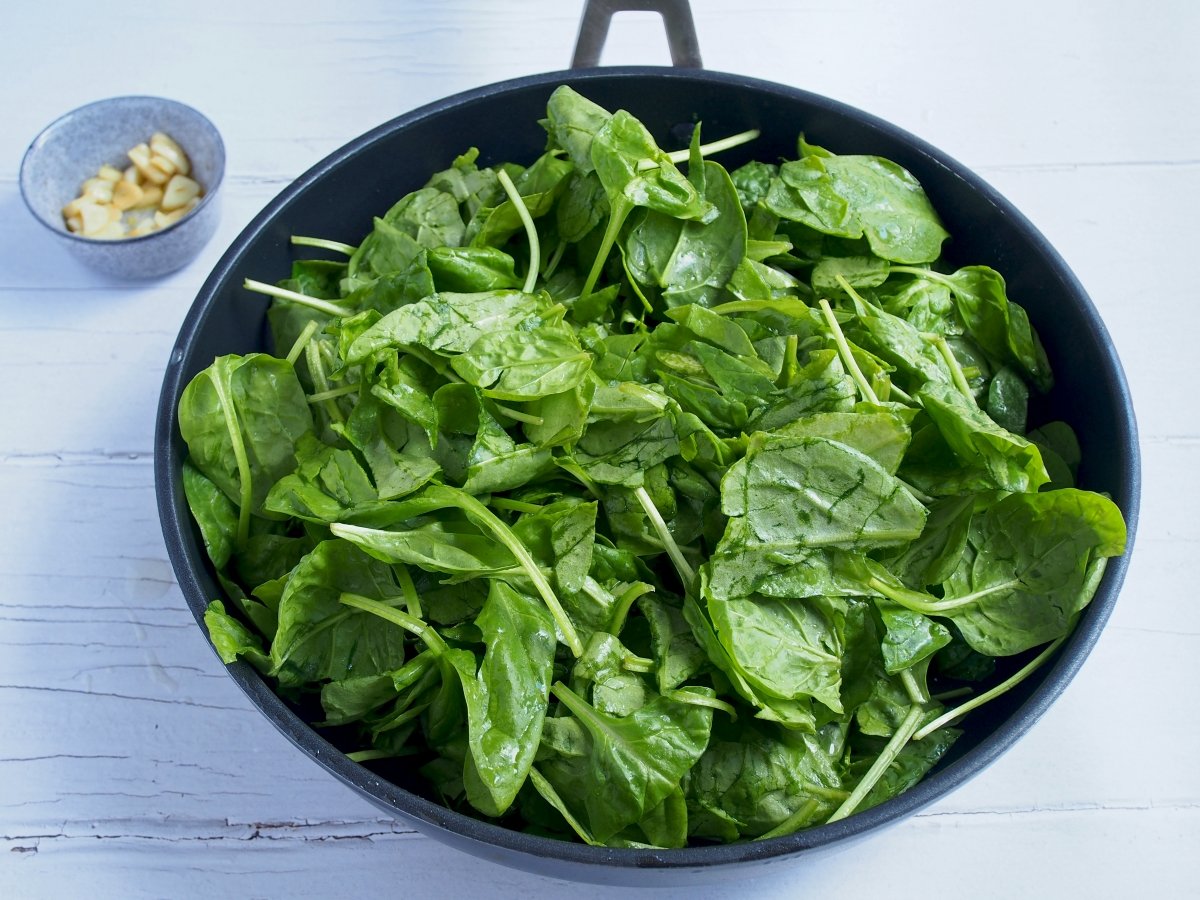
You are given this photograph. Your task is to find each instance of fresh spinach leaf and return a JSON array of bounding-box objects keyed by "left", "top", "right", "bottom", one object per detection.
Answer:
[
  {"left": 720, "top": 433, "right": 927, "bottom": 551},
  {"left": 541, "top": 682, "right": 712, "bottom": 843}
]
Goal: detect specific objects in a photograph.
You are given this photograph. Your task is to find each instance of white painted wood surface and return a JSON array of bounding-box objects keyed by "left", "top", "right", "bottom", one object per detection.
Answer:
[{"left": 2, "top": 1, "right": 1196, "bottom": 896}]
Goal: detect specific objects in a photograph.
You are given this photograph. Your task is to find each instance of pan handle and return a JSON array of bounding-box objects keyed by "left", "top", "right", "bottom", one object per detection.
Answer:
[{"left": 571, "top": 0, "right": 703, "bottom": 69}]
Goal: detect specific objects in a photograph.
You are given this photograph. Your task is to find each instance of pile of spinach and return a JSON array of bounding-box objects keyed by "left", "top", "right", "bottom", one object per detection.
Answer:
[{"left": 180, "top": 86, "right": 1126, "bottom": 847}]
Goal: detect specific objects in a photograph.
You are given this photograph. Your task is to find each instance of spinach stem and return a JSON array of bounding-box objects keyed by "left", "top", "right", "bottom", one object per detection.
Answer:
[
  {"left": 936, "top": 579, "right": 1021, "bottom": 610},
  {"left": 497, "top": 169, "right": 540, "bottom": 294},
  {"left": 622, "top": 654, "right": 656, "bottom": 674},
  {"left": 634, "top": 486, "right": 696, "bottom": 589},
  {"left": 892, "top": 265, "right": 949, "bottom": 287},
  {"left": 550, "top": 681, "right": 589, "bottom": 715},
  {"left": 834, "top": 274, "right": 921, "bottom": 406},
  {"left": 579, "top": 197, "right": 630, "bottom": 305},
  {"left": 900, "top": 668, "right": 927, "bottom": 705},
  {"left": 896, "top": 477, "right": 935, "bottom": 506},
  {"left": 340, "top": 592, "right": 449, "bottom": 656},
  {"left": 543, "top": 241, "right": 567, "bottom": 281},
  {"left": 209, "top": 372, "right": 253, "bottom": 547},
  {"left": 639, "top": 128, "right": 762, "bottom": 170},
  {"left": 528, "top": 767, "right": 597, "bottom": 845},
  {"left": 828, "top": 702, "right": 925, "bottom": 823},
  {"left": 834, "top": 273, "right": 866, "bottom": 302},
  {"left": 868, "top": 575, "right": 1020, "bottom": 615},
  {"left": 554, "top": 459, "right": 604, "bottom": 501},
  {"left": 305, "top": 340, "right": 344, "bottom": 425},
  {"left": 390, "top": 650, "right": 437, "bottom": 694},
  {"left": 346, "top": 748, "right": 396, "bottom": 763},
  {"left": 489, "top": 496, "right": 544, "bottom": 514},
  {"left": 364, "top": 658, "right": 439, "bottom": 733},
  {"left": 757, "top": 798, "right": 822, "bottom": 840},
  {"left": 931, "top": 333, "right": 975, "bottom": 400},
  {"left": 286, "top": 319, "right": 321, "bottom": 366},
  {"left": 779, "top": 334, "right": 800, "bottom": 387},
  {"left": 708, "top": 299, "right": 776, "bottom": 316},
  {"left": 290, "top": 235, "right": 357, "bottom": 256},
  {"left": 451, "top": 490, "right": 584, "bottom": 657},
  {"left": 802, "top": 783, "right": 850, "bottom": 803},
  {"left": 666, "top": 688, "right": 738, "bottom": 721},
  {"left": 243, "top": 278, "right": 348, "bottom": 317},
  {"left": 395, "top": 565, "right": 422, "bottom": 619},
  {"left": 371, "top": 697, "right": 434, "bottom": 735},
  {"left": 624, "top": 271, "right": 656, "bottom": 315},
  {"left": 818, "top": 298, "right": 879, "bottom": 405},
  {"left": 913, "top": 636, "right": 1065, "bottom": 741},
  {"left": 606, "top": 581, "right": 653, "bottom": 635},
  {"left": 306, "top": 383, "right": 359, "bottom": 404},
  {"left": 492, "top": 404, "right": 544, "bottom": 426},
  {"left": 581, "top": 575, "right": 615, "bottom": 604}
]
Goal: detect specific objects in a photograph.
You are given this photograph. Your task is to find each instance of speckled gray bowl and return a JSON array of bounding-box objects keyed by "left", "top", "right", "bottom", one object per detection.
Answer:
[{"left": 19, "top": 96, "right": 224, "bottom": 279}]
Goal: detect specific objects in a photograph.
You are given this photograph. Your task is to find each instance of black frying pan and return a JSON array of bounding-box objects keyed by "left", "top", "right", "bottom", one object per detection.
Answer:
[{"left": 154, "top": 0, "right": 1140, "bottom": 885}]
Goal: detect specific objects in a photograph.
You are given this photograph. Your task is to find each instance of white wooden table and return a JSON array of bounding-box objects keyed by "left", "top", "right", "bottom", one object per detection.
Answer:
[{"left": 2, "top": 2, "right": 1196, "bottom": 896}]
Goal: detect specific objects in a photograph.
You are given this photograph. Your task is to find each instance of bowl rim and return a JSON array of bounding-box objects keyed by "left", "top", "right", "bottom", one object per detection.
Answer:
[
  {"left": 18, "top": 94, "right": 226, "bottom": 247},
  {"left": 155, "top": 64, "right": 1142, "bottom": 874}
]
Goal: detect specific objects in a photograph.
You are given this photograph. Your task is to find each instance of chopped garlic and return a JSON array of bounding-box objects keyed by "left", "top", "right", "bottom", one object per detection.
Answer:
[{"left": 63, "top": 131, "right": 204, "bottom": 239}]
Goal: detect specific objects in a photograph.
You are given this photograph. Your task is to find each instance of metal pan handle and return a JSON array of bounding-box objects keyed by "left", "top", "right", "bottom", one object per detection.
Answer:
[{"left": 571, "top": 0, "right": 703, "bottom": 69}]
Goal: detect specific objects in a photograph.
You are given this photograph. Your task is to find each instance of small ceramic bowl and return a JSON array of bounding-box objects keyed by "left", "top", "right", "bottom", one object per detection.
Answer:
[{"left": 19, "top": 96, "right": 224, "bottom": 279}]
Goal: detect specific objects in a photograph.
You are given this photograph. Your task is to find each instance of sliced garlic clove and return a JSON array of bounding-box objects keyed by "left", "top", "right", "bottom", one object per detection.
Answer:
[
  {"left": 150, "top": 132, "right": 190, "bottom": 176},
  {"left": 154, "top": 207, "right": 189, "bottom": 229},
  {"left": 150, "top": 153, "right": 177, "bottom": 179},
  {"left": 82, "top": 177, "right": 115, "bottom": 203},
  {"left": 112, "top": 179, "right": 144, "bottom": 211},
  {"left": 161, "top": 174, "right": 201, "bottom": 211},
  {"left": 78, "top": 199, "right": 114, "bottom": 235},
  {"left": 133, "top": 184, "right": 164, "bottom": 210},
  {"left": 129, "top": 142, "right": 168, "bottom": 184},
  {"left": 89, "top": 219, "right": 128, "bottom": 240}
]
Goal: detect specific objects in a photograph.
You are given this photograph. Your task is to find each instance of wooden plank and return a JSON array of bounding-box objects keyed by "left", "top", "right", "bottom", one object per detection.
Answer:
[{"left": 3, "top": 807, "right": 1197, "bottom": 897}]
